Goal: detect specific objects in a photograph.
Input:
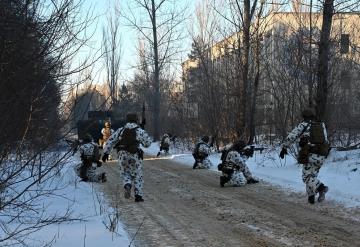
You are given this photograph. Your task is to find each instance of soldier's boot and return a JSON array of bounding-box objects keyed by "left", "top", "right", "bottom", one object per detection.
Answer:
[
  {"left": 156, "top": 152, "right": 161, "bottom": 157},
  {"left": 135, "top": 195, "right": 144, "bottom": 202},
  {"left": 220, "top": 176, "right": 226, "bottom": 187},
  {"left": 317, "top": 184, "right": 329, "bottom": 202},
  {"left": 79, "top": 166, "right": 88, "bottom": 181},
  {"left": 101, "top": 173, "right": 107, "bottom": 183},
  {"left": 220, "top": 176, "right": 230, "bottom": 187},
  {"left": 193, "top": 161, "right": 198, "bottom": 169},
  {"left": 308, "top": 195, "right": 315, "bottom": 204},
  {"left": 124, "top": 184, "right": 131, "bottom": 199},
  {"left": 247, "top": 178, "right": 259, "bottom": 184}
]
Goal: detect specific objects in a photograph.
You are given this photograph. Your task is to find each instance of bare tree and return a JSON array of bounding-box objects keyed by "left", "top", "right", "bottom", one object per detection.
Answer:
[
  {"left": 211, "top": 0, "right": 271, "bottom": 143},
  {"left": 124, "top": 0, "right": 187, "bottom": 140},
  {"left": 102, "top": 0, "right": 122, "bottom": 106},
  {"left": 0, "top": 0, "right": 99, "bottom": 244},
  {"left": 316, "top": 0, "right": 334, "bottom": 119}
]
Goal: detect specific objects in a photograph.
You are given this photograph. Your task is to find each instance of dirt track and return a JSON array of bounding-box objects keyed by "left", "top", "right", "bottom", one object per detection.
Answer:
[{"left": 99, "top": 157, "right": 360, "bottom": 247}]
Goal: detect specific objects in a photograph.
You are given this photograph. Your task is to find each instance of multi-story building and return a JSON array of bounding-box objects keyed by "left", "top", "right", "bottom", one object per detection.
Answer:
[{"left": 181, "top": 8, "right": 360, "bottom": 136}]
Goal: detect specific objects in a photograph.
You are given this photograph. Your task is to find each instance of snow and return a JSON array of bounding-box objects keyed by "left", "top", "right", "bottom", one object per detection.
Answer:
[
  {"left": 3, "top": 153, "right": 131, "bottom": 247},
  {"left": 5, "top": 141, "right": 359, "bottom": 245},
  {"left": 144, "top": 142, "right": 360, "bottom": 208}
]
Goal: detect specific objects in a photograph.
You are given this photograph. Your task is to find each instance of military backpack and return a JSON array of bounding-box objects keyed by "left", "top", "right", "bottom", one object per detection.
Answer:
[
  {"left": 297, "top": 121, "right": 330, "bottom": 164},
  {"left": 116, "top": 127, "right": 139, "bottom": 154},
  {"left": 309, "top": 122, "right": 330, "bottom": 156},
  {"left": 160, "top": 136, "right": 169, "bottom": 148}
]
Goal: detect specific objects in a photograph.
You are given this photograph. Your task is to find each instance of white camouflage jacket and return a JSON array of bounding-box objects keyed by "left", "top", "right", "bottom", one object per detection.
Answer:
[
  {"left": 225, "top": 150, "right": 247, "bottom": 167},
  {"left": 103, "top": 123, "right": 152, "bottom": 154},
  {"left": 194, "top": 141, "right": 211, "bottom": 156},
  {"left": 161, "top": 136, "right": 171, "bottom": 146}
]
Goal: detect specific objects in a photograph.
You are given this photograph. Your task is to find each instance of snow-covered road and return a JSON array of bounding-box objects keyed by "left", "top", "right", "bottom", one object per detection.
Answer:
[{"left": 100, "top": 156, "right": 360, "bottom": 247}]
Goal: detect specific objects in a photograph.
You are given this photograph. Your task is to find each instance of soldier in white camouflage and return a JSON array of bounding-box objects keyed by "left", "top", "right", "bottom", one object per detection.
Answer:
[
  {"left": 218, "top": 141, "right": 258, "bottom": 187},
  {"left": 192, "top": 136, "right": 212, "bottom": 169},
  {"left": 280, "top": 108, "right": 330, "bottom": 204},
  {"left": 102, "top": 113, "right": 151, "bottom": 202},
  {"left": 156, "top": 133, "right": 171, "bottom": 157},
  {"left": 76, "top": 134, "right": 106, "bottom": 183}
]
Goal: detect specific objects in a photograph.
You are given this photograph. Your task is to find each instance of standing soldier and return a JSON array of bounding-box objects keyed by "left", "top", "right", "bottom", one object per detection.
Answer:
[
  {"left": 280, "top": 108, "right": 330, "bottom": 204},
  {"left": 156, "top": 133, "right": 171, "bottom": 157},
  {"left": 102, "top": 113, "right": 151, "bottom": 202},
  {"left": 99, "top": 121, "right": 114, "bottom": 148},
  {"left": 192, "top": 136, "right": 212, "bottom": 169},
  {"left": 218, "top": 141, "right": 258, "bottom": 187},
  {"left": 76, "top": 134, "right": 107, "bottom": 183}
]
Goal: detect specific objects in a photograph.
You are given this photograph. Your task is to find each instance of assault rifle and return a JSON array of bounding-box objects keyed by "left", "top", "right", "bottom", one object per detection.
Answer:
[
  {"left": 242, "top": 145, "right": 266, "bottom": 157},
  {"left": 140, "top": 102, "right": 146, "bottom": 129}
]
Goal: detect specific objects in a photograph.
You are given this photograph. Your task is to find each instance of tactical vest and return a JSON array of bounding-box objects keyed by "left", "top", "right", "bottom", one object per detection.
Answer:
[
  {"left": 298, "top": 121, "right": 330, "bottom": 164},
  {"left": 310, "top": 122, "right": 325, "bottom": 144},
  {"left": 81, "top": 143, "right": 100, "bottom": 161},
  {"left": 309, "top": 121, "right": 330, "bottom": 156},
  {"left": 160, "top": 137, "right": 169, "bottom": 148},
  {"left": 193, "top": 142, "right": 208, "bottom": 160},
  {"left": 116, "top": 127, "right": 139, "bottom": 154}
]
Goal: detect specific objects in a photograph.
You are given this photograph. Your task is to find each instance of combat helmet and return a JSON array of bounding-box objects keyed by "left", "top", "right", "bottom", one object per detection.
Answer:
[
  {"left": 201, "top": 136, "right": 210, "bottom": 143},
  {"left": 83, "top": 133, "right": 93, "bottom": 143},
  {"left": 301, "top": 108, "right": 316, "bottom": 121},
  {"left": 126, "top": 113, "right": 138, "bottom": 123}
]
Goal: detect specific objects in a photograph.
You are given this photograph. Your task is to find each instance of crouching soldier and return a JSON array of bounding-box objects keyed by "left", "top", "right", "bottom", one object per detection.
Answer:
[
  {"left": 192, "top": 136, "right": 212, "bottom": 169},
  {"left": 76, "top": 134, "right": 106, "bottom": 183},
  {"left": 102, "top": 113, "right": 151, "bottom": 202},
  {"left": 218, "top": 141, "right": 258, "bottom": 187},
  {"left": 156, "top": 133, "right": 171, "bottom": 157},
  {"left": 280, "top": 108, "right": 330, "bottom": 204}
]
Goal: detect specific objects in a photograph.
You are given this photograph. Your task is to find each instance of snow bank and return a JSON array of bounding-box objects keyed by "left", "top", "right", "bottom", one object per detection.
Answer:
[
  {"left": 4, "top": 153, "right": 131, "bottom": 246},
  {"left": 144, "top": 142, "right": 360, "bottom": 208}
]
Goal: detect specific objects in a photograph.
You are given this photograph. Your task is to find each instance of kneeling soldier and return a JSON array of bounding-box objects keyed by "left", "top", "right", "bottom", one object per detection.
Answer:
[
  {"left": 76, "top": 134, "right": 106, "bottom": 183},
  {"left": 192, "top": 136, "right": 212, "bottom": 169},
  {"left": 218, "top": 141, "right": 258, "bottom": 187},
  {"left": 157, "top": 133, "right": 171, "bottom": 157}
]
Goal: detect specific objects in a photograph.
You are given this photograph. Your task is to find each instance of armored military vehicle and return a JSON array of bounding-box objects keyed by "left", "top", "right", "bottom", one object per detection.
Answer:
[{"left": 77, "top": 111, "right": 125, "bottom": 144}]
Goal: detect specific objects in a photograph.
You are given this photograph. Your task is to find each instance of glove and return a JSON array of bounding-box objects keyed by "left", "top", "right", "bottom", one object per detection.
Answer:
[
  {"left": 279, "top": 147, "right": 288, "bottom": 159},
  {"left": 102, "top": 153, "right": 109, "bottom": 162}
]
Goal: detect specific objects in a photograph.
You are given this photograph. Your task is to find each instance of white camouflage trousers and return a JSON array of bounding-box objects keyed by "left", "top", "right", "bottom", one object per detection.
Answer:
[
  {"left": 196, "top": 157, "right": 212, "bottom": 169},
  {"left": 75, "top": 161, "right": 104, "bottom": 183},
  {"left": 302, "top": 154, "right": 325, "bottom": 196},
  {"left": 226, "top": 170, "right": 246, "bottom": 186},
  {"left": 118, "top": 150, "right": 144, "bottom": 197},
  {"left": 223, "top": 162, "right": 252, "bottom": 186}
]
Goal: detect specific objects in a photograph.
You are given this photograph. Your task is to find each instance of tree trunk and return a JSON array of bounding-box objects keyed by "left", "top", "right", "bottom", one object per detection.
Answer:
[
  {"left": 248, "top": 1, "right": 264, "bottom": 144},
  {"left": 152, "top": 0, "right": 160, "bottom": 141},
  {"left": 316, "top": 0, "right": 334, "bottom": 120},
  {"left": 240, "top": 0, "right": 251, "bottom": 141}
]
